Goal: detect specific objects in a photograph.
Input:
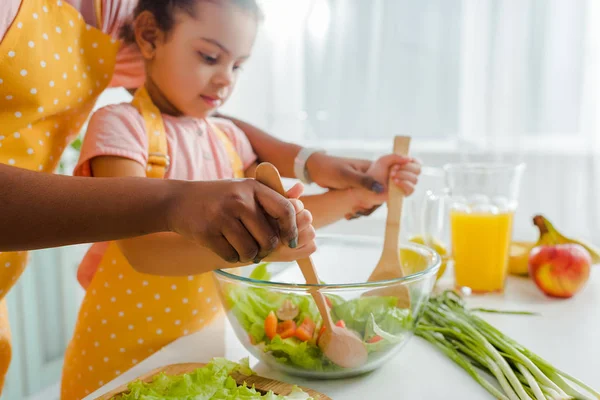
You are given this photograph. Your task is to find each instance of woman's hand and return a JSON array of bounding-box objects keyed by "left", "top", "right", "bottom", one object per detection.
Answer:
[
  {"left": 305, "top": 153, "right": 385, "bottom": 193},
  {"left": 166, "top": 179, "right": 301, "bottom": 263}
]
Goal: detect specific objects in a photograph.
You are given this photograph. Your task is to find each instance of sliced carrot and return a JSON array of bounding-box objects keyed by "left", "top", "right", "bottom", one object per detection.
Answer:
[
  {"left": 317, "top": 320, "right": 346, "bottom": 344},
  {"left": 276, "top": 320, "right": 297, "bottom": 339},
  {"left": 318, "top": 325, "right": 326, "bottom": 338},
  {"left": 265, "top": 311, "right": 278, "bottom": 340},
  {"left": 295, "top": 317, "right": 316, "bottom": 341},
  {"left": 367, "top": 335, "right": 383, "bottom": 344}
]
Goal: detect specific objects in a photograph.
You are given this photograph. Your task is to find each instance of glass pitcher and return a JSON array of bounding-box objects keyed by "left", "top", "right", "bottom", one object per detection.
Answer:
[
  {"left": 422, "top": 163, "right": 525, "bottom": 294},
  {"left": 400, "top": 166, "right": 449, "bottom": 280}
]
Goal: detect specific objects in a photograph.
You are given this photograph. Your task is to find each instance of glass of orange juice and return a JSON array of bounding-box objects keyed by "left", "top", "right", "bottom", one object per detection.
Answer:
[{"left": 422, "top": 163, "right": 525, "bottom": 293}]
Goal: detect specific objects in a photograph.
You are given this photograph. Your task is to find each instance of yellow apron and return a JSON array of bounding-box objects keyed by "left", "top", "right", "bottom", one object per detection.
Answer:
[
  {"left": 0, "top": 0, "right": 119, "bottom": 393},
  {"left": 60, "top": 86, "right": 244, "bottom": 400}
]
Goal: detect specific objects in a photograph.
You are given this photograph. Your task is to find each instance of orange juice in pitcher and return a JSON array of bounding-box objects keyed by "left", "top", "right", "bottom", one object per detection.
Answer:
[
  {"left": 450, "top": 209, "right": 514, "bottom": 293},
  {"left": 422, "top": 163, "right": 525, "bottom": 294}
]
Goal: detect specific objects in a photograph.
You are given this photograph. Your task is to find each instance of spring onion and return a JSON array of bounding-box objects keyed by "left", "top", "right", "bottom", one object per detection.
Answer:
[{"left": 416, "top": 291, "right": 599, "bottom": 400}]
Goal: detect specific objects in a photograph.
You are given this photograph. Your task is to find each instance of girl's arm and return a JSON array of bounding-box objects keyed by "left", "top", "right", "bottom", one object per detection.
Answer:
[
  {"left": 300, "top": 190, "right": 361, "bottom": 229},
  {"left": 92, "top": 157, "right": 315, "bottom": 276},
  {"left": 245, "top": 153, "right": 422, "bottom": 230},
  {"left": 219, "top": 116, "right": 299, "bottom": 178}
]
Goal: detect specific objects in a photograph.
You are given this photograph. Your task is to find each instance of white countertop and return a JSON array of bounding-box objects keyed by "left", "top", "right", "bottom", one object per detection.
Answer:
[{"left": 86, "top": 269, "right": 600, "bottom": 400}]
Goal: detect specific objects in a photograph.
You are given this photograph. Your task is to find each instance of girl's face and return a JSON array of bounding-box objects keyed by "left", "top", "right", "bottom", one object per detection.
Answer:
[{"left": 139, "top": 1, "right": 258, "bottom": 118}]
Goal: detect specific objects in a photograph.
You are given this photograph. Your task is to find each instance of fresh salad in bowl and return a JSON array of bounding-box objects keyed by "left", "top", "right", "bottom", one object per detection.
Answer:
[{"left": 220, "top": 264, "right": 417, "bottom": 377}]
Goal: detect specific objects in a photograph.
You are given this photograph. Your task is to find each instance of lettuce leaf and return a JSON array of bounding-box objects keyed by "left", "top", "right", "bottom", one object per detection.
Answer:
[
  {"left": 116, "top": 358, "right": 312, "bottom": 400},
  {"left": 331, "top": 296, "right": 398, "bottom": 335},
  {"left": 249, "top": 263, "right": 271, "bottom": 280},
  {"left": 364, "top": 314, "right": 406, "bottom": 352},
  {"left": 264, "top": 336, "right": 337, "bottom": 372}
]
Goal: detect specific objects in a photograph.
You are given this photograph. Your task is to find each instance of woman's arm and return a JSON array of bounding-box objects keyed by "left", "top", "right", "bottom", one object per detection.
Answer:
[{"left": 0, "top": 163, "right": 300, "bottom": 263}]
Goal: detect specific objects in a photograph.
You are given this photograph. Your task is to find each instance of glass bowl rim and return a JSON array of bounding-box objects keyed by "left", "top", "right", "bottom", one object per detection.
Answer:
[{"left": 214, "top": 234, "right": 442, "bottom": 290}]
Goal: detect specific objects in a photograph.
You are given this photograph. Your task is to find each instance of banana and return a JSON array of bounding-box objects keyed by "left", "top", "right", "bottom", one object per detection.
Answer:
[{"left": 533, "top": 215, "right": 600, "bottom": 264}]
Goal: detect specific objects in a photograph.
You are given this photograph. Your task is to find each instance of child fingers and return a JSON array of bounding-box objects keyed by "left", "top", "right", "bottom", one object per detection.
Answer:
[
  {"left": 397, "top": 181, "right": 416, "bottom": 196},
  {"left": 391, "top": 170, "right": 419, "bottom": 185},
  {"left": 391, "top": 162, "right": 421, "bottom": 176},
  {"left": 296, "top": 225, "right": 316, "bottom": 249},
  {"left": 288, "top": 198, "right": 305, "bottom": 214},
  {"left": 378, "top": 154, "right": 412, "bottom": 167},
  {"left": 296, "top": 209, "right": 313, "bottom": 230},
  {"left": 285, "top": 182, "right": 305, "bottom": 199}
]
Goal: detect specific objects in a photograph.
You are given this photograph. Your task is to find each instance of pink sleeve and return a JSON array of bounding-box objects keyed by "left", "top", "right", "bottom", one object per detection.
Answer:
[
  {"left": 211, "top": 118, "right": 257, "bottom": 169},
  {"left": 100, "top": 0, "right": 146, "bottom": 88},
  {"left": 110, "top": 43, "right": 146, "bottom": 89},
  {"left": 0, "top": 0, "right": 21, "bottom": 43},
  {"left": 74, "top": 103, "right": 149, "bottom": 177}
]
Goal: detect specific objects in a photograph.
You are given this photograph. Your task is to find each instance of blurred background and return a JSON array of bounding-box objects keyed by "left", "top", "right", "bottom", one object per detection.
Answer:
[{"left": 5, "top": 0, "right": 600, "bottom": 398}]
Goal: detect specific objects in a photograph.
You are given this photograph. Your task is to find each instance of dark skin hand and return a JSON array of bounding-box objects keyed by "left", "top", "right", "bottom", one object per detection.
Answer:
[{"left": 0, "top": 164, "right": 298, "bottom": 263}]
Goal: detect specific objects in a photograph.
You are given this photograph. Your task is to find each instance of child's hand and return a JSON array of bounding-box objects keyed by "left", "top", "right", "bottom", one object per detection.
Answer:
[
  {"left": 346, "top": 155, "right": 421, "bottom": 219},
  {"left": 368, "top": 154, "right": 421, "bottom": 196},
  {"left": 264, "top": 183, "right": 316, "bottom": 262}
]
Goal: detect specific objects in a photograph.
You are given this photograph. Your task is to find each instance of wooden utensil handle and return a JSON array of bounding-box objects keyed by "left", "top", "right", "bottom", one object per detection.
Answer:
[
  {"left": 381, "top": 136, "right": 411, "bottom": 254},
  {"left": 297, "top": 259, "right": 335, "bottom": 330},
  {"left": 254, "top": 163, "right": 335, "bottom": 331},
  {"left": 255, "top": 162, "right": 287, "bottom": 195}
]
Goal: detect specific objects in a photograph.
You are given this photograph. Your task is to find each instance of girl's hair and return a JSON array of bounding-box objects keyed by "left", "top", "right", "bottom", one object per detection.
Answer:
[{"left": 120, "top": 0, "right": 262, "bottom": 44}]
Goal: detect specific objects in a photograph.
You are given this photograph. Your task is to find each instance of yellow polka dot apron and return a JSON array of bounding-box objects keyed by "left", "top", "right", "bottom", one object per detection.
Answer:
[
  {"left": 60, "top": 86, "right": 244, "bottom": 400},
  {"left": 0, "top": 0, "right": 119, "bottom": 393}
]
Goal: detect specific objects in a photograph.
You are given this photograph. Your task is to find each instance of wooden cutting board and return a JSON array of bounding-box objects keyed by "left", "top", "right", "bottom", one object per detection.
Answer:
[{"left": 95, "top": 362, "right": 332, "bottom": 400}]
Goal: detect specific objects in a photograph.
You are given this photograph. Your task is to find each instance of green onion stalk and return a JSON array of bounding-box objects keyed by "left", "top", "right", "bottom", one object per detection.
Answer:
[{"left": 415, "top": 291, "right": 600, "bottom": 400}]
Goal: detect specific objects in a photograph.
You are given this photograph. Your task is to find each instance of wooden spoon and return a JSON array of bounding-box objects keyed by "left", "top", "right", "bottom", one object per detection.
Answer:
[
  {"left": 255, "top": 162, "right": 368, "bottom": 369},
  {"left": 364, "top": 136, "right": 412, "bottom": 308}
]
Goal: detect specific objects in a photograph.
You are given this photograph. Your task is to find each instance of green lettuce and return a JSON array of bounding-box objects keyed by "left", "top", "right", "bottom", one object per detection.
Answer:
[
  {"left": 115, "top": 358, "right": 312, "bottom": 400},
  {"left": 364, "top": 314, "right": 406, "bottom": 352},
  {"left": 222, "top": 264, "right": 413, "bottom": 371},
  {"left": 264, "top": 336, "right": 338, "bottom": 372},
  {"left": 331, "top": 296, "right": 411, "bottom": 336}
]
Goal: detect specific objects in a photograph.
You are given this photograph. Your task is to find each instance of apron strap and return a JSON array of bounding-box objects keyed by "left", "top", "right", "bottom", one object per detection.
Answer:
[
  {"left": 130, "top": 85, "right": 245, "bottom": 179},
  {"left": 209, "top": 124, "right": 245, "bottom": 179},
  {"left": 131, "top": 86, "right": 170, "bottom": 179},
  {"left": 94, "top": 0, "right": 103, "bottom": 31}
]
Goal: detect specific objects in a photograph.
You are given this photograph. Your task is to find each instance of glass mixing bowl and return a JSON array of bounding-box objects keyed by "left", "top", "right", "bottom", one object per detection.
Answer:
[{"left": 214, "top": 234, "right": 441, "bottom": 379}]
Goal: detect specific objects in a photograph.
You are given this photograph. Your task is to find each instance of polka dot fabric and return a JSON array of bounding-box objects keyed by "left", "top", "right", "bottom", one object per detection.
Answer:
[
  {"left": 61, "top": 244, "right": 224, "bottom": 399},
  {"left": 0, "top": 0, "right": 119, "bottom": 395},
  {"left": 60, "top": 86, "right": 245, "bottom": 399},
  {"left": 0, "top": 0, "right": 119, "bottom": 173}
]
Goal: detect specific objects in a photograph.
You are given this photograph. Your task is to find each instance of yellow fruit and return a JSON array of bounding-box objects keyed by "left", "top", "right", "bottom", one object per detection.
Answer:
[
  {"left": 406, "top": 235, "right": 448, "bottom": 281},
  {"left": 508, "top": 241, "right": 535, "bottom": 276},
  {"left": 533, "top": 215, "right": 600, "bottom": 264}
]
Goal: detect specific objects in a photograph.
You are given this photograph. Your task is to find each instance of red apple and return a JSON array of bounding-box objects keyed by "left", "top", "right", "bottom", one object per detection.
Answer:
[{"left": 528, "top": 244, "right": 592, "bottom": 298}]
